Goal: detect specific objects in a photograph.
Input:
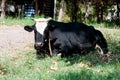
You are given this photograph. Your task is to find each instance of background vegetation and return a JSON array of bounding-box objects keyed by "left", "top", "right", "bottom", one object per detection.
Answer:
[
  {"left": 0, "top": 0, "right": 120, "bottom": 26},
  {"left": 56, "top": 0, "right": 120, "bottom": 25}
]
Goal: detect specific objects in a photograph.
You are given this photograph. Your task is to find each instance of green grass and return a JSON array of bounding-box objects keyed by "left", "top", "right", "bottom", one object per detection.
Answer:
[
  {"left": 0, "top": 27, "right": 120, "bottom": 80},
  {"left": 0, "top": 17, "right": 119, "bottom": 28},
  {"left": 0, "top": 17, "right": 34, "bottom": 26},
  {"left": 0, "top": 18, "right": 120, "bottom": 80}
]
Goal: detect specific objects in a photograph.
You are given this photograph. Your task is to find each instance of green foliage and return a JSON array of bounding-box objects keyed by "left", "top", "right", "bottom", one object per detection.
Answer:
[
  {"left": 61, "top": 12, "right": 71, "bottom": 22},
  {"left": 34, "top": 14, "right": 46, "bottom": 19}
]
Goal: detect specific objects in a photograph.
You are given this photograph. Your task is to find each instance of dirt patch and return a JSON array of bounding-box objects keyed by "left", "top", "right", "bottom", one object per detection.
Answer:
[{"left": 0, "top": 25, "right": 34, "bottom": 53}]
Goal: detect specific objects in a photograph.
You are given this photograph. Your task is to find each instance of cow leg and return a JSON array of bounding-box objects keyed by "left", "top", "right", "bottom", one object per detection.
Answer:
[
  {"left": 95, "top": 44, "right": 104, "bottom": 55},
  {"left": 36, "top": 44, "right": 49, "bottom": 57},
  {"left": 52, "top": 48, "right": 59, "bottom": 56},
  {"left": 51, "top": 39, "right": 62, "bottom": 56},
  {"left": 60, "top": 46, "right": 72, "bottom": 58},
  {"left": 36, "top": 50, "right": 43, "bottom": 56},
  {"left": 61, "top": 51, "right": 68, "bottom": 58},
  {"left": 61, "top": 51, "right": 72, "bottom": 58},
  {"left": 96, "top": 40, "right": 111, "bottom": 57}
]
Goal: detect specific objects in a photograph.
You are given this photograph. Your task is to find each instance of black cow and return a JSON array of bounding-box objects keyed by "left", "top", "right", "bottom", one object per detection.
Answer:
[
  {"left": 41, "top": 19, "right": 111, "bottom": 58},
  {"left": 24, "top": 18, "right": 111, "bottom": 58},
  {"left": 24, "top": 18, "right": 51, "bottom": 56}
]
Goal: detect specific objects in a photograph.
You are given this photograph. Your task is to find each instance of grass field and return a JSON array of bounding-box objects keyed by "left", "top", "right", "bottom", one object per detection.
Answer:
[
  {"left": 0, "top": 17, "right": 34, "bottom": 26},
  {"left": 0, "top": 18, "right": 120, "bottom": 80}
]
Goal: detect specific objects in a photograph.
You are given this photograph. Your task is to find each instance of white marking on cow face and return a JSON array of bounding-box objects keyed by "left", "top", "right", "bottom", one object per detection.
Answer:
[
  {"left": 34, "top": 18, "right": 52, "bottom": 35},
  {"left": 35, "top": 21, "right": 48, "bottom": 35}
]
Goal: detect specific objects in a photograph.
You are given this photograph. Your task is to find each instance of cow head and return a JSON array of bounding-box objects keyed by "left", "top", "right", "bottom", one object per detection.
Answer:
[{"left": 24, "top": 17, "right": 52, "bottom": 50}]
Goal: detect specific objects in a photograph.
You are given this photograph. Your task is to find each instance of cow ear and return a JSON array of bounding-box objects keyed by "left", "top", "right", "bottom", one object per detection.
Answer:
[
  {"left": 32, "top": 17, "right": 52, "bottom": 22},
  {"left": 24, "top": 26, "right": 34, "bottom": 32}
]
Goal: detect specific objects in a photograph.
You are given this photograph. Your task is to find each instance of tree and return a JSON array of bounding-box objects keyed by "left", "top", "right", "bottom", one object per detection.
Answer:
[
  {"left": 116, "top": 0, "right": 120, "bottom": 25},
  {"left": 72, "top": 0, "right": 79, "bottom": 22},
  {"left": 84, "top": 0, "right": 92, "bottom": 22},
  {"left": 65, "top": 0, "right": 79, "bottom": 22},
  {"left": 1, "top": 0, "right": 6, "bottom": 18},
  {"left": 93, "top": 0, "right": 104, "bottom": 23},
  {"left": 58, "top": 0, "right": 65, "bottom": 21}
]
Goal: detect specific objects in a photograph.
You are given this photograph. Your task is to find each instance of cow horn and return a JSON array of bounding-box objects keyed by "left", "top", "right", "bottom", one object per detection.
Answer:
[
  {"left": 47, "top": 17, "right": 52, "bottom": 21},
  {"left": 32, "top": 17, "right": 52, "bottom": 22}
]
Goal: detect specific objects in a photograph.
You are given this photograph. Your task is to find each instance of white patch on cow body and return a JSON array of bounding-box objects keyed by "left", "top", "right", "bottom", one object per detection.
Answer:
[
  {"left": 95, "top": 44, "right": 104, "bottom": 55},
  {"left": 35, "top": 22, "right": 48, "bottom": 35}
]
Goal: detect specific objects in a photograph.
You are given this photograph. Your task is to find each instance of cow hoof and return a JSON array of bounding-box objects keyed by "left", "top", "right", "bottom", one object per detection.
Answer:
[
  {"left": 101, "top": 51, "right": 112, "bottom": 62},
  {"left": 105, "top": 51, "right": 112, "bottom": 57},
  {"left": 100, "top": 51, "right": 112, "bottom": 58}
]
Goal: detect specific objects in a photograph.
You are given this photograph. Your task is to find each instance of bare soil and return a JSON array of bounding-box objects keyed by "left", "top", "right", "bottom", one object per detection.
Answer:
[{"left": 0, "top": 25, "right": 34, "bottom": 53}]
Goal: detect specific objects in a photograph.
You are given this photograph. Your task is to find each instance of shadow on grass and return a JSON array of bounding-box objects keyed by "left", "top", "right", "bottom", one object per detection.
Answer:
[
  {"left": 62, "top": 51, "right": 104, "bottom": 66},
  {"left": 35, "top": 39, "right": 120, "bottom": 66},
  {"left": 36, "top": 47, "right": 120, "bottom": 66}
]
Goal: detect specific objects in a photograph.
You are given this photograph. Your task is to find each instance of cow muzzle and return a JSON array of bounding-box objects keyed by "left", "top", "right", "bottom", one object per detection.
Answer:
[{"left": 34, "top": 42, "right": 43, "bottom": 50}]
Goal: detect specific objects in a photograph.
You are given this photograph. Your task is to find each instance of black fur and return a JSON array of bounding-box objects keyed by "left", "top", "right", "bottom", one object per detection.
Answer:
[{"left": 42, "top": 20, "right": 108, "bottom": 57}]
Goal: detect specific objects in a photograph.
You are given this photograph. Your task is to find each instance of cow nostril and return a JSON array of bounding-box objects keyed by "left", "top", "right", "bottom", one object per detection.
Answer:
[{"left": 34, "top": 43, "right": 43, "bottom": 49}]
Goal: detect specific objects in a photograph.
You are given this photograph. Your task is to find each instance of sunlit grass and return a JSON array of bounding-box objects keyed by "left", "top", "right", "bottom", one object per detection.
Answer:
[
  {"left": 0, "top": 19, "right": 120, "bottom": 80},
  {"left": 0, "top": 17, "right": 34, "bottom": 26}
]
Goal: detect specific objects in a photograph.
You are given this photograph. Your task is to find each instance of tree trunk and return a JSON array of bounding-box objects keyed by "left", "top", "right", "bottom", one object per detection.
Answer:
[
  {"left": 72, "top": 0, "right": 78, "bottom": 22},
  {"left": 96, "top": 4, "right": 103, "bottom": 23},
  {"left": 58, "top": 0, "right": 64, "bottom": 21},
  {"left": 1, "top": 0, "right": 6, "bottom": 18},
  {"left": 116, "top": 0, "right": 120, "bottom": 25},
  {"left": 35, "top": 0, "right": 38, "bottom": 15},
  {"left": 84, "top": 1, "right": 91, "bottom": 22}
]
